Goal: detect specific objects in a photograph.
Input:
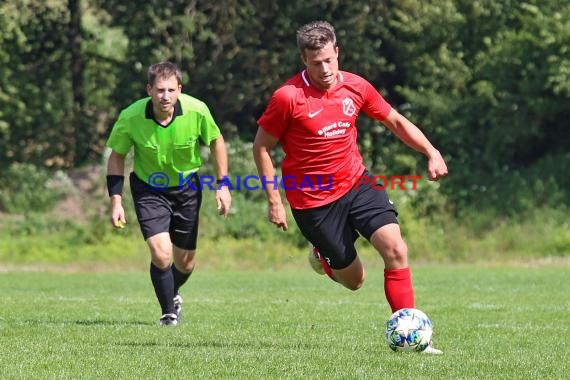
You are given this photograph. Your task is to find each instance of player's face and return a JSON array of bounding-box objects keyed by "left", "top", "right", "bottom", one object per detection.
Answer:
[
  {"left": 302, "top": 42, "right": 339, "bottom": 90},
  {"left": 147, "top": 75, "right": 182, "bottom": 116}
]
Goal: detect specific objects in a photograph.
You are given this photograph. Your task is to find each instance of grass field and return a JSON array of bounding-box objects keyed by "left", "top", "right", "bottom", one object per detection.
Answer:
[{"left": 0, "top": 265, "right": 568, "bottom": 379}]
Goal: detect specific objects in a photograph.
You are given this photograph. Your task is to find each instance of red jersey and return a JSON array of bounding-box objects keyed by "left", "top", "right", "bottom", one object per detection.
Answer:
[{"left": 257, "top": 70, "right": 392, "bottom": 209}]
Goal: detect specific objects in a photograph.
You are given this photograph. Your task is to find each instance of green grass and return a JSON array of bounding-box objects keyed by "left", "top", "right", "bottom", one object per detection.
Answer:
[{"left": 0, "top": 266, "right": 568, "bottom": 379}]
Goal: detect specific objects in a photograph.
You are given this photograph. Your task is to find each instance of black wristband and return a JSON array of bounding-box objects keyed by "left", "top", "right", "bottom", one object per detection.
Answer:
[
  {"left": 107, "top": 175, "right": 125, "bottom": 196},
  {"left": 216, "top": 178, "right": 231, "bottom": 187}
]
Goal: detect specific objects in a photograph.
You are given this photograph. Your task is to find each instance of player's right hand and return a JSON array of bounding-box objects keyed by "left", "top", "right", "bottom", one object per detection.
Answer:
[{"left": 268, "top": 202, "right": 288, "bottom": 231}]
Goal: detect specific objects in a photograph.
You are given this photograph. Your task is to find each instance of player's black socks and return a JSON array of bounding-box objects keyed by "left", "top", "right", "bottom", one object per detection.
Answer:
[
  {"left": 150, "top": 263, "right": 175, "bottom": 314},
  {"left": 172, "top": 265, "right": 192, "bottom": 295}
]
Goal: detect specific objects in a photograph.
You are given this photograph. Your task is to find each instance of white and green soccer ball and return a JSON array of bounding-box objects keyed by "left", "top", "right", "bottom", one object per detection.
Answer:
[{"left": 385, "top": 308, "right": 433, "bottom": 352}]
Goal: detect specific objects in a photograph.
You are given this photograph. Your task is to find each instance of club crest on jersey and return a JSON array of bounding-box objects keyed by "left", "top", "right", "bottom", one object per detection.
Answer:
[{"left": 342, "top": 97, "right": 356, "bottom": 117}]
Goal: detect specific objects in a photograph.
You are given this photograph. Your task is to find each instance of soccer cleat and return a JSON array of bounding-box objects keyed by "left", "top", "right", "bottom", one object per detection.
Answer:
[
  {"left": 308, "top": 246, "right": 325, "bottom": 275},
  {"left": 173, "top": 294, "right": 183, "bottom": 319},
  {"left": 421, "top": 341, "right": 443, "bottom": 355},
  {"left": 309, "top": 245, "right": 335, "bottom": 280},
  {"left": 159, "top": 313, "right": 178, "bottom": 326}
]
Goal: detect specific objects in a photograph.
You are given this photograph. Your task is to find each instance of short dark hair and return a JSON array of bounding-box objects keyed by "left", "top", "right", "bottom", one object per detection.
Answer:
[
  {"left": 147, "top": 62, "right": 183, "bottom": 86},
  {"left": 296, "top": 21, "right": 337, "bottom": 52}
]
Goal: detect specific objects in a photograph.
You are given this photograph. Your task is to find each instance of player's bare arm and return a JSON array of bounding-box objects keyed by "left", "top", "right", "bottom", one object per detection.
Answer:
[
  {"left": 106, "top": 150, "right": 127, "bottom": 228},
  {"left": 253, "top": 128, "right": 288, "bottom": 231},
  {"left": 210, "top": 136, "right": 232, "bottom": 217},
  {"left": 382, "top": 109, "right": 448, "bottom": 181}
]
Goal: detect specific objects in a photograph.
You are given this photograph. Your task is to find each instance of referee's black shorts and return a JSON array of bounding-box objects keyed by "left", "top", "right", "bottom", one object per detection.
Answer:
[
  {"left": 291, "top": 170, "right": 398, "bottom": 270},
  {"left": 129, "top": 172, "right": 202, "bottom": 250}
]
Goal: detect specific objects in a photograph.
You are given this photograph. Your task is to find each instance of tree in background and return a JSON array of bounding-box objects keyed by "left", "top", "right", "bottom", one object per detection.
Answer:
[
  {"left": 0, "top": 0, "right": 123, "bottom": 168},
  {"left": 0, "top": 0, "right": 568, "bottom": 215},
  {"left": 381, "top": 0, "right": 570, "bottom": 213}
]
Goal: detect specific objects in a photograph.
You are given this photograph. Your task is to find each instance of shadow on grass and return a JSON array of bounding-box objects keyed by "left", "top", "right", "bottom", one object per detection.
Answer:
[
  {"left": 18, "top": 318, "right": 154, "bottom": 326},
  {"left": 117, "top": 340, "right": 315, "bottom": 350}
]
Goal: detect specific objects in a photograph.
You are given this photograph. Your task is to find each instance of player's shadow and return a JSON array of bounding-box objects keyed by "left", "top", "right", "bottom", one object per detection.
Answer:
[
  {"left": 118, "top": 340, "right": 316, "bottom": 350},
  {"left": 74, "top": 318, "right": 154, "bottom": 326},
  {"left": 21, "top": 318, "right": 154, "bottom": 326}
]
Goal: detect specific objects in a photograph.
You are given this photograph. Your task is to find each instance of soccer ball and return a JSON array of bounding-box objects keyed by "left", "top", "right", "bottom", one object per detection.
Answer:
[{"left": 385, "top": 308, "right": 433, "bottom": 352}]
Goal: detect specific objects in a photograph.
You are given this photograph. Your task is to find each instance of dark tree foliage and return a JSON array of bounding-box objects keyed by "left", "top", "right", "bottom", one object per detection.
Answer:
[{"left": 0, "top": 0, "right": 568, "bottom": 214}]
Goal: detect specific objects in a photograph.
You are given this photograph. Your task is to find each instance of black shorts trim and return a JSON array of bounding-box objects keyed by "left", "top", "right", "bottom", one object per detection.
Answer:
[
  {"left": 291, "top": 171, "right": 398, "bottom": 269},
  {"left": 129, "top": 172, "right": 202, "bottom": 250}
]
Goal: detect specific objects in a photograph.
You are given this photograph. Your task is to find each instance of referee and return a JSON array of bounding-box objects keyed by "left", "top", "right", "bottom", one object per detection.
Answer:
[{"left": 106, "top": 61, "right": 231, "bottom": 326}]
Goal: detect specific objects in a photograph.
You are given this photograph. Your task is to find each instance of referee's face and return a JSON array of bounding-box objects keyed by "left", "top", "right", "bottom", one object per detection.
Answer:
[
  {"left": 147, "top": 75, "right": 182, "bottom": 118},
  {"left": 302, "top": 41, "right": 339, "bottom": 90}
]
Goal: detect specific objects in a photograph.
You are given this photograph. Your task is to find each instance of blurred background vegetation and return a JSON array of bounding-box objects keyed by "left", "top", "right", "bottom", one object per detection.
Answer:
[{"left": 0, "top": 0, "right": 569, "bottom": 269}]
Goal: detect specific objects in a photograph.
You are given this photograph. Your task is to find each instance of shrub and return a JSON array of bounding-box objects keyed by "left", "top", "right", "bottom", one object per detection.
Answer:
[{"left": 0, "top": 162, "right": 74, "bottom": 213}]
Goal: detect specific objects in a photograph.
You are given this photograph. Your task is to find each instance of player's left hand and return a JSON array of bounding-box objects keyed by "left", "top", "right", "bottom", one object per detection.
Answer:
[
  {"left": 216, "top": 187, "right": 232, "bottom": 217},
  {"left": 427, "top": 150, "right": 448, "bottom": 181}
]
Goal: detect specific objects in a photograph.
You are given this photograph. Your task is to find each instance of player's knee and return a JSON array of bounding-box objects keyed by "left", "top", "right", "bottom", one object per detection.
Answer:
[
  {"left": 173, "top": 249, "right": 196, "bottom": 272},
  {"left": 345, "top": 279, "right": 364, "bottom": 291},
  {"left": 151, "top": 256, "right": 171, "bottom": 269},
  {"left": 178, "top": 258, "right": 195, "bottom": 273},
  {"left": 150, "top": 248, "right": 173, "bottom": 269},
  {"left": 341, "top": 271, "right": 366, "bottom": 291},
  {"left": 384, "top": 239, "right": 408, "bottom": 261}
]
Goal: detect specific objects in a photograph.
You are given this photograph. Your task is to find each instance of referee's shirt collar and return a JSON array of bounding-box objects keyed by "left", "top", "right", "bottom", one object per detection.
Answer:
[{"left": 145, "top": 99, "right": 183, "bottom": 127}]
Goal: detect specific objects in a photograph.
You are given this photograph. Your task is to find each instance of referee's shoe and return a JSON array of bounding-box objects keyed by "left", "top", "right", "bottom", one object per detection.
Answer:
[
  {"left": 173, "top": 294, "right": 183, "bottom": 319},
  {"left": 159, "top": 313, "right": 178, "bottom": 326}
]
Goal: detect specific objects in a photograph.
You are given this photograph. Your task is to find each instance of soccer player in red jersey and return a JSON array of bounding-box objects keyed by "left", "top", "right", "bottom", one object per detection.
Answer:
[{"left": 253, "top": 21, "right": 447, "bottom": 353}]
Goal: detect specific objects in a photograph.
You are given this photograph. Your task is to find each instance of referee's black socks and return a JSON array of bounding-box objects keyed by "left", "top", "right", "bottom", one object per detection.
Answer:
[
  {"left": 150, "top": 263, "right": 175, "bottom": 315},
  {"left": 172, "top": 265, "right": 192, "bottom": 295}
]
